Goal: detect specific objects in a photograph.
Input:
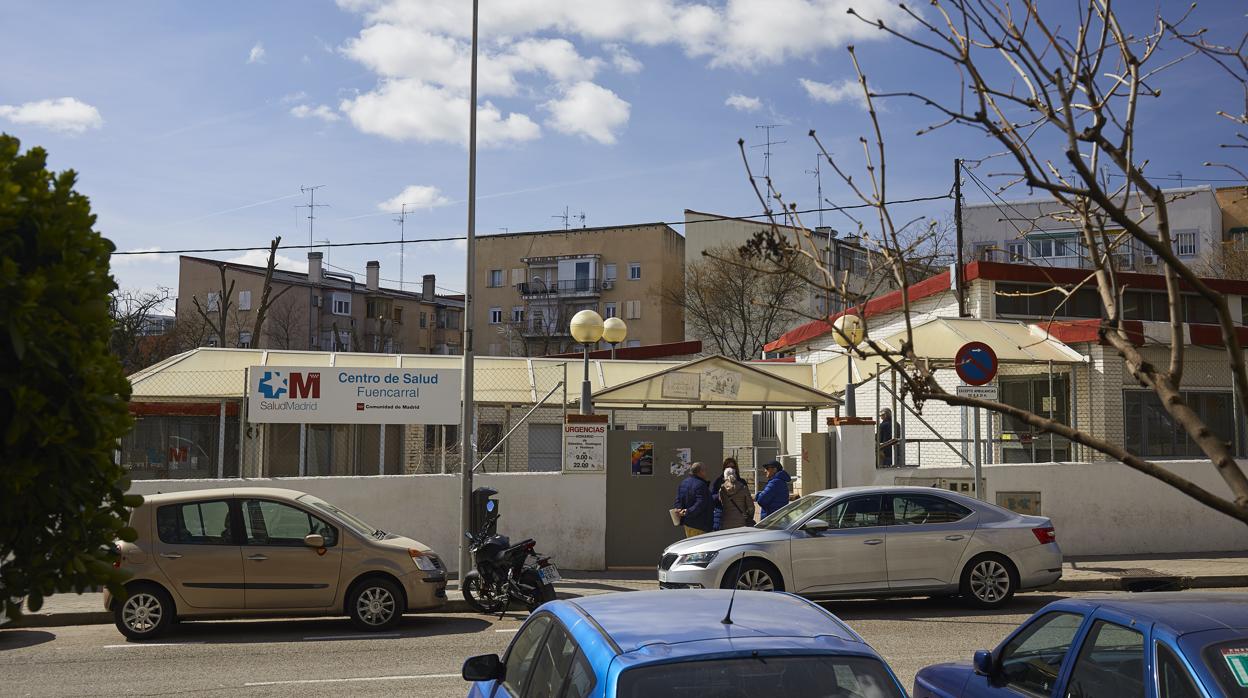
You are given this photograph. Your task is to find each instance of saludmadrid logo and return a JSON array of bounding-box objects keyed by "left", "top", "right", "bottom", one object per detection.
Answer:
[{"left": 258, "top": 370, "right": 320, "bottom": 410}]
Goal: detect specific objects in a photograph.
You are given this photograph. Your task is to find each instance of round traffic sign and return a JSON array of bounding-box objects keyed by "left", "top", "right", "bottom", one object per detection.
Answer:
[{"left": 955, "top": 341, "right": 998, "bottom": 386}]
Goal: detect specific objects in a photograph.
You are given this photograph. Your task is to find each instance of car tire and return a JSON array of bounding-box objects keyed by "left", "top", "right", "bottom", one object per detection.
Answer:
[
  {"left": 348, "top": 577, "right": 404, "bottom": 631},
  {"left": 462, "top": 571, "right": 504, "bottom": 614},
  {"left": 114, "top": 583, "right": 175, "bottom": 641},
  {"left": 720, "top": 558, "right": 784, "bottom": 592},
  {"left": 960, "top": 554, "right": 1017, "bottom": 608}
]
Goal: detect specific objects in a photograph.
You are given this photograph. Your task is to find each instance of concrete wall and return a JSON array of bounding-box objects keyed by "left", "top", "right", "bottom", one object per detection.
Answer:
[{"left": 129, "top": 472, "right": 608, "bottom": 572}]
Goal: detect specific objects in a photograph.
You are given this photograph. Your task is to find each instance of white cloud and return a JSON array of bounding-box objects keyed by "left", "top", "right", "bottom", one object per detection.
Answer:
[
  {"left": 604, "top": 43, "right": 642, "bottom": 74},
  {"left": 543, "top": 82, "right": 630, "bottom": 145},
  {"left": 378, "top": 184, "right": 450, "bottom": 212},
  {"left": 340, "top": 80, "right": 540, "bottom": 147},
  {"left": 290, "top": 104, "right": 341, "bottom": 122},
  {"left": 248, "top": 42, "right": 266, "bottom": 64},
  {"left": 227, "top": 249, "right": 302, "bottom": 270},
  {"left": 0, "top": 97, "right": 103, "bottom": 134},
  {"left": 725, "top": 93, "right": 762, "bottom": 112},
  {"left": 800, "top": 77, "right": 867, "bottom": 109}
]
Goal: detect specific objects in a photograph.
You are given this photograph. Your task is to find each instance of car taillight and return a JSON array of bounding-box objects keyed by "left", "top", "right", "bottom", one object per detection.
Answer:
[{"left": 1032, "top": 527, "right": 1056, "bottom": 544}]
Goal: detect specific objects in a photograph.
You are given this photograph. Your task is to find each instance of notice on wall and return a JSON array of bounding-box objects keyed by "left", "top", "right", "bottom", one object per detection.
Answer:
[
  {"left": 996, "top": 491, "right": 1042, "bottom": 516},
  {"left": 248, "top": 366, "right": 462, "bottom": 424},
  {"left": 702, "top": 367, "right": 741, "bottom": 399},
  {"left": 631, "top": 441, "right": 654, "bottom": 476},
  {"left": 661, "top": 372, "right": 701, "bottom": 400},
  {"left": 563, "top": 418, "right": 606, "bottom": 473},
  {"left": 669, "top": 447, "right": 693, "bottom": 477}
]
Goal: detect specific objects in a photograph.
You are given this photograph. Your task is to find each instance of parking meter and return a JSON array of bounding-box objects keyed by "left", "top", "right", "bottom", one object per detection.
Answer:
[{"left": 470, "top": 487, "right": 500, "bottom": 537}]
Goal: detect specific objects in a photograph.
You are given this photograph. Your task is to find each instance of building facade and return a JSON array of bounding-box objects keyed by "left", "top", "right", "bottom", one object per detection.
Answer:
[
  {"left": 176, "top": 253, "right": 463, "bottom": 354},
  {"left": 471, "top": 224, "right": 686, "bottom": 356}
]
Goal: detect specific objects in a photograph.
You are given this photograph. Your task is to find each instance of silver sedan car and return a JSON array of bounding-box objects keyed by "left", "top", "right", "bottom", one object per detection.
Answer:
[{"left": 658, "top": 486, "right": 1062, "bottom": 608}]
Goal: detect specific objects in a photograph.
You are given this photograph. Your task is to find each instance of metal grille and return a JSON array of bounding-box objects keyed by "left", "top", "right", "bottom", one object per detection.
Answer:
[{"left": 659, "top": 553, "right": 678, "bottom": 571}]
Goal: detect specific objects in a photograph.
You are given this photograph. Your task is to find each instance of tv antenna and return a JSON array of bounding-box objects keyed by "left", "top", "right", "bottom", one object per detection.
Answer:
[
  {"left": 806, "top": 154, "right": 824, "bottom": 228},
  {"left": 751, "top": 124, "right": 786, "bottom": 179},
  {"left": 296, "top": 185, "right": 329, "bottom": 248},
  {"left": 394, "top": 203, "right": 410, "bottom": 291},
  {"left": 552, "top": 206, "right": 585, "bottom": 230}
]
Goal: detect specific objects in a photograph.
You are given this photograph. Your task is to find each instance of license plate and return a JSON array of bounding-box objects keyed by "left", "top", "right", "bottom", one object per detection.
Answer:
[{"left": 539, "top": 565, "right": 561, "bottom": 584}]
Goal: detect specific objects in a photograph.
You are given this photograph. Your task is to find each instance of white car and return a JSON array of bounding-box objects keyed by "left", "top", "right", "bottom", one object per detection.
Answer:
[{"left": 658, "top": 486, "right": 1062, "bottom": 608}]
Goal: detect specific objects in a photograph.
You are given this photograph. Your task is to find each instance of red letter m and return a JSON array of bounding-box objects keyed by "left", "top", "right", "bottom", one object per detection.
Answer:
[{"left": 290, "top": 372, "right": 321, "bottom": 399}]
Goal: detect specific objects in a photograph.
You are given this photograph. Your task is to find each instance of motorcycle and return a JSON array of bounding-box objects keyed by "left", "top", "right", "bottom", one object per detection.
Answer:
[{"left": 461, "top": 513, "right": 559, "bottom": 615}]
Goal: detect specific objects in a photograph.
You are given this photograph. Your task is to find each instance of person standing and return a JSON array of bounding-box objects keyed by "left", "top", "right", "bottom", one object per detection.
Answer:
[
  {"left": 718, "top": 467, "right": 755, "bottom": 530},
  {"left": 673, "top": 462, "right": 712, "bottom": 537},
  {"left": 755, "top": 460, "right": 791, "bottom": 519},
  {"left": 710, "top": 457, "right": 738, "bottom": 531},
  {"left": 878, "top": 408, "right": 898, "bottom": 467}
]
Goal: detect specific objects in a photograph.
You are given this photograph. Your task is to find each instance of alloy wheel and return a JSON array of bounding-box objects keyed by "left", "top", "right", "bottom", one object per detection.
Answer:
[
  {"left": 356, "top": 586, "right": 397, "bottom": 626},
  {"left": 122, "top": 592, "right": 163, "bottom": 634},
  {"left": 969, "top": 559, "right": 1011, "bottom": 603},
  {"left": 735, "top": 568, "right": 775, "bottom": 592}
]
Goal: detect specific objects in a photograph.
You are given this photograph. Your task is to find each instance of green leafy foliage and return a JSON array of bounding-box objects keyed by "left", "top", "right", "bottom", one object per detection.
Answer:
[{"left": 0, "top": 134, "right": 139, "bottom": 618}]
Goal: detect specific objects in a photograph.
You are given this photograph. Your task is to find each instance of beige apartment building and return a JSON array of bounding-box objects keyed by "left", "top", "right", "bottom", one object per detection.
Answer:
[
  {"left": 472, "top": 224, "right": 685, "bottom": 356},
  {"left": 176, "top": 253, "right": 463, "bottom": 354}
]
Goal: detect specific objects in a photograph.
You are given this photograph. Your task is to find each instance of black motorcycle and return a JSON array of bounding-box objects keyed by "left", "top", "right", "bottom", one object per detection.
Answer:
[{"left": 462, "top": 513, "right": 559, "bottom": 615}]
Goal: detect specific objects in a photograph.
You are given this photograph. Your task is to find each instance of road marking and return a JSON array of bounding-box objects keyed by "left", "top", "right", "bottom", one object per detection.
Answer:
[
  {"left": 244, "top": 674, "right": 459, "bottom": 687},
  {"left": 495, "top": 628, "right": 519, "bottom": 633},
  {"left": 103, "top": 642, "right": 204, "bottom": 649},
  {"left": 303, "top": 633, "right": 401, "bottom": 641}
]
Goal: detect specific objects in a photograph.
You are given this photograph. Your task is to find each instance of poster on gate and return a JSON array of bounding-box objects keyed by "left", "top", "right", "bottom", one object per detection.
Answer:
[
  {"left": 248, "top": 366, "right": 461, "bottom": 424},
  {"left": 563, "top": 415, "right": 607, "bottom": 473}
]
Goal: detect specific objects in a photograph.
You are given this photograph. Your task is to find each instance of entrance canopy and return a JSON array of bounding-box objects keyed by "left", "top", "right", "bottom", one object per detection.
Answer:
[{"left": 589, "top": 355, "right": 841, "bottom": 410}]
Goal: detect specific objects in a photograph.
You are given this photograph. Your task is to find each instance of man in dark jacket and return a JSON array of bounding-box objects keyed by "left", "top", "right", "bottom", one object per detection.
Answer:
[
  {"left": 673, "top": 462, "right": 713, "bottom": 537},
  {"left": 755, "top": 460, "right": 792, "bottom": 519}
]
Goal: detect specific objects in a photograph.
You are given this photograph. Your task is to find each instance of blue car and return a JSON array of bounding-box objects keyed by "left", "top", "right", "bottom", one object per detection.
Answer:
[
  {"left": 463, "top": 589, "right": 907, "bottom": 697},
  {"left": 914, "top": 592, "right": 1248, "bottom": 697}
]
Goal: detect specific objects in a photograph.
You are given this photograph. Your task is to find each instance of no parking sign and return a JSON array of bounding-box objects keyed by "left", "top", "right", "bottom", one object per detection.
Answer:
[{"left": 954, "top": 341, "right": 998, "bottom": 386}]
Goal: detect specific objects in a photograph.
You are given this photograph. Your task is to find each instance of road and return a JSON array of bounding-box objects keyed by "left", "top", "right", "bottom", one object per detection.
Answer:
[{"left": 3, "top": 588, "right": 1245, "bottom": 696}]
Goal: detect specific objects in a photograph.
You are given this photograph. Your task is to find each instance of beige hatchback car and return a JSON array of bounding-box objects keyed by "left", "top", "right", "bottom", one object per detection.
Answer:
[{"left": 106, "top": 487, "right": 447, "bottom": 640}]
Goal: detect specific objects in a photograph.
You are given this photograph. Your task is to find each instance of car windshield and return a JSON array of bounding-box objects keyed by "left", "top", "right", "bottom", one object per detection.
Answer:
[
  {"left": 756, "top": 495, "right": 831, "bottom": 530},
  {"left": 618, "top": 655, "right": 903, "bottom": 698},
  {"left": 297, "top": 494, "right": 377, "bottom": 537},
  {"left": 1203, "top": 639, "right": 1248, "bottom": 697}
]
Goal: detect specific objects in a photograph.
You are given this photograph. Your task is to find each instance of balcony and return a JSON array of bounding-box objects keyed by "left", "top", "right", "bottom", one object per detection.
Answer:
[{"left": 517, "top": 279, "right": 602, "bottom": 299}]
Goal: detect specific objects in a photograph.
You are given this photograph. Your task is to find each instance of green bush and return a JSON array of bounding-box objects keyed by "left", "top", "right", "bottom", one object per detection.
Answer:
[{"left": 0, "top": 133, "right": 140, "bottom": 616}]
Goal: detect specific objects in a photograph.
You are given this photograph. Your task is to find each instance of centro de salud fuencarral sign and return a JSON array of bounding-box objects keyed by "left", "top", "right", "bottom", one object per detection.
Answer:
[{"left": 248, "top": 366, "right": 462, "bottom": 424}]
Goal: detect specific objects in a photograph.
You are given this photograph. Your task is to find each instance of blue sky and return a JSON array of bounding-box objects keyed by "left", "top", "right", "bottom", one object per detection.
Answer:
[{"left": 1, "top": 0, "right": 1244, "bottom": 302}]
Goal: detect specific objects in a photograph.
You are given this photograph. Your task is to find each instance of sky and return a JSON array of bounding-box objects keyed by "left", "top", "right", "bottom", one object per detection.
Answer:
[{"left": 1, "top": 0, "right": 1244, "bottom": 305}]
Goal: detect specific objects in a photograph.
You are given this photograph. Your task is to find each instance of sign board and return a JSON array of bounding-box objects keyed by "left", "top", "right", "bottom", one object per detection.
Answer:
[
  {"left": 956, "top": 384, "right": 999, "bottom": 401},
  {"left": 661, "top": 372, "right": 700, "bottom": 399},
  {"left": 563, "top": 416, "right": 607, "bottom": 473},
  {"left": 248, "top": 366, "right": 461, "bottom": 424},
  {"left": 996, "top": 491, "right": 1042, "bottom": 515},
  {"left": 955, "top": 341, "right": 999, "bottom": 386}
]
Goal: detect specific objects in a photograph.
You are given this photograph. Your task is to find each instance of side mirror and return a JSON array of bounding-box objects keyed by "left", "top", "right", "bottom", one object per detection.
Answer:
[
  {"left": 803, "top": 519, "right": 830, "bottom": 535},
  {"left": 973, "top": 649, "right": 995, "bottom": 676},
  {"left": 304, "top": 533, "right": 325, "bottom": 548},
  {"left": 462, "top": 653, "right": 505, "bottom": 682}
]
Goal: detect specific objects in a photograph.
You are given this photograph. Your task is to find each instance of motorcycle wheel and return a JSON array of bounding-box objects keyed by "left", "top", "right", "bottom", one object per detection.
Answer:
[
  {"left": 519, "top": 569, "right": 557, "bottom": 612},
  {"left": 462, "top": 571, "right": 504, "bottom": 614}
]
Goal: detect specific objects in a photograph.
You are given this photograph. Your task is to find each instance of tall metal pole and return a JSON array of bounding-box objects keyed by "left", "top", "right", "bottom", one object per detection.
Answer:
[
  {"left": 580, "top": 344, "right": 593, "bottom": 415},
  {"left": 458, "top": 0, "right": 479, "bottom": 583},
  {"left": 844, "top": 350, "right": 856, "bottom": 417},
  {"left": 954, "top": 158, "right": 967, "bottom": 317}
]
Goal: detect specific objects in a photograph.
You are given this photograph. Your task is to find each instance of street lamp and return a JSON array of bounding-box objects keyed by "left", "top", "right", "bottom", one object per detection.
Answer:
[
  {"left": 602, "top": 317, "right": 628, "bottom": 359},
  {"left": 569, "top": 309, "right": 604, "bottom": 415},
  {"left": 833, "top": 314, "right": 865, "bottom": 417}
]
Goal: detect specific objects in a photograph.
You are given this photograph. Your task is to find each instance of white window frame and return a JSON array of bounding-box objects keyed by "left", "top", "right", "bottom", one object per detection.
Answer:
[
  {"left": 1173, "top": 231, "right": 1198, "bottom": 257},
  {"left": 637, "top": 424, "right": 668, "bottom": 431},
  {"left": 238, "top": 290, "right": 252, "bottom": 311},
  {"left": 604, "top": 263, "right": 617, "bottom": 281},
  {"left": 625, "top": 300, "right": 641, "bottom": 319},
  {"left": 512, "top": 306, "right": 524, "bottom": 323},
  {"left": 1007, "top": 241, "right": 1027, "bottom": 261},
  {"left": 206, "top": 292, "right": 220, "bottom": 312},
  {"left": 488, "top": 269, "right": 503, "bottom": 287},
  {"left": 604, "top": 302, "right": 617, "bottom": 318},
  {"left": 332, "top": 292, "right": 351, "bottom": 316},
  {"left": 238, "top": 331, "right": 253, "bottom": 348},
  {"left": 489, "top": 307, "right": 503, "bottom": 324},
  {"left": 628, "top": 262, "right": 641, "bottom": 280}
]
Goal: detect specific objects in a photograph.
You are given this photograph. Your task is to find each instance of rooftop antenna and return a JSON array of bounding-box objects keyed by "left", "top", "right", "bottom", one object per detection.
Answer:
[
  {"left": 576, "top": 211, "right": 586, "bottom": 228},
  {"left": 552, "top": 206, "right": 571, "bottom": 231},
  {"left": 394, "top": 203, "right": 410, "bottom": 291},
  {"left": 296, "top": 185, "right": 329, "bottom": 248},
  {"left": 721, "top": 551, "right": 749, "bottom": 626},
  {"left": 314, "top": 238, "right": 330, "bottom": 263},
  {"left": 806, "top": 153, "right": 824, "bottom": 228},
  {"left": 751, "top": 124, "right": 786, "bottom": 180},
  {"left": 1170, "top": 171, "right": 1185, "bottom": 187}
]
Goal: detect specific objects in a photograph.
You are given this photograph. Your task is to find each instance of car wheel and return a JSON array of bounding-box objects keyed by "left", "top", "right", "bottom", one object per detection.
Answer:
[
  {"left": 348, "top": 577, "right": 403, "bottom": 631},
  {"left": 114, "top": 584, "right": 175, "bottom": 641},
  {"left": 720, "top": 558, "right": 784, "bottom": 592},
  {"left": 960, "top": 554, "right": 1017, "bottom": 608}
]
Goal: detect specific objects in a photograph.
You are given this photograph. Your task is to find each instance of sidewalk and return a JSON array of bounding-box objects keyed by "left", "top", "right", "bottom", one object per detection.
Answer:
[{"left": 7, "top": 553, "right": 1247, "bottom": 629}]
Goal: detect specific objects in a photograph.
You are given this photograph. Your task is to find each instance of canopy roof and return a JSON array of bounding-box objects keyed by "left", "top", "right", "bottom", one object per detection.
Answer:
[{"left": 590, "top": 355, "right": 841, "bottom": 410}]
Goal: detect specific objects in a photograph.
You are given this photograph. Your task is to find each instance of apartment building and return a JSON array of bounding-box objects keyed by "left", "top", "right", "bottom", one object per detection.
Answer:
[
  {"left": 472, "top": 224, "right": 685, "bottom": 356},
  {"left": 176, "top": 253, "right": 463, "bottom": 354}
]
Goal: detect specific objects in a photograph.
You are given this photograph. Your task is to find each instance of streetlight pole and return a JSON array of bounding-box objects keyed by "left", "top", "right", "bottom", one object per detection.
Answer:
[
  {"left": 457, "top": 0, "right": 479, "bottom": 584},
  {"left": 569, "top": 310, "right": 604, "bottom": 415},
  {"left": 833, "top": 314, "right": 863, "bottom": 418},
  {"left": 602, "top": 317, "right": 627, "bottom": 361}
]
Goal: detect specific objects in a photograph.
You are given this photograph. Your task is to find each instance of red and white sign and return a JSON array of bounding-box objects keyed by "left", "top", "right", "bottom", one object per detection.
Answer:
[{"left": 563, "top": 417, "right": 607, "bottom": 473}]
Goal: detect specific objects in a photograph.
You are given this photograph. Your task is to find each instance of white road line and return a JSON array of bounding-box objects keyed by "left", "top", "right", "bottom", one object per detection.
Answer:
[
  {"left": 244, "top": 674, "right": 459, "bottom": 687},
  {"left": 494, "top": 628, "right": 519, "bottom": 633},
  {"left": 103, "top": 642, "right": 204, "bottom": 649},
  {"left": 302, "top": 633, "right": 401, "bottom": 641}
]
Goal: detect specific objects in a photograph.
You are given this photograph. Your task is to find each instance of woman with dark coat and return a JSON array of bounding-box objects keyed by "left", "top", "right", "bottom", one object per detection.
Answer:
[{"left": 718, "top": 466, "right": 756, "bottom": 530}]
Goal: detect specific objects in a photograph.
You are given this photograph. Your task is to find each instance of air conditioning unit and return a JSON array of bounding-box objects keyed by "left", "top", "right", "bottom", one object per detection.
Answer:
[
  {"left": 602, "top": 279, "right": 614, "bottom": 289},
  {"left": 1142, "top": 254, "right": 1158, "bottom": 266}
]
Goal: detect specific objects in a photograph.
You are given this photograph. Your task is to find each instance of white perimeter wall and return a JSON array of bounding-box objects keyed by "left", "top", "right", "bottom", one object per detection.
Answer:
[{"left": 129, "top": 473, "right": 607, "bottom": 573}]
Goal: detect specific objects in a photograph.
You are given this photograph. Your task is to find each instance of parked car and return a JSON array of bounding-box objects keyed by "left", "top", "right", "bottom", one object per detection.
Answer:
[
  {"left": 658, "top": 486, "right": 1062, "bottom": 608},
  {"left": 914, "top": 592, "right": 1248, "bottom": 697},
  {"left": 106, "top": 487, "right": 447, "bottom": 640},
  {"left": 462, "top": 589, "right": 907, "bottom": 697}
]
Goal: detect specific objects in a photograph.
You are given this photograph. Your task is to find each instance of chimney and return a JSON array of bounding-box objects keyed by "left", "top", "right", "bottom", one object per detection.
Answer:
[
  {"left": 422, "top": 274, "right": 435, "bottom": 301},
  {"left": 366, "top": 260, "right": 380, "bottom": 291},
  {"left": 308, "top": 251, "right": 323, "bottom": 284}
]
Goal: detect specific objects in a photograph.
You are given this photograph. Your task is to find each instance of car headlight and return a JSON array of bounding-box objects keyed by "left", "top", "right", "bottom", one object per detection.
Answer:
[
  {"left": 677, "top": 551, "right": 719, "bottom": 568},
  {"left": 409, "top": 550, "right": 441, "bottom": 572}
]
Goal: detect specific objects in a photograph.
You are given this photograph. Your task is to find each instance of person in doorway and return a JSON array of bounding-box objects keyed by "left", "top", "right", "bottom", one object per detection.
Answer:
[
  {"left": 718, "top": 466, "right": 756, "bottom": 529},
  {"left": 878, "top": 408, "right": 899, "bottom": 467},
  {"left": 673, "top": 462, "right": 713, "bottom": 537},
  {"left": 755, "top": 460, "right": 791, "bottom": 519},
  {"left": 710, "top": 457, "right": 738, "bottom": 530}
]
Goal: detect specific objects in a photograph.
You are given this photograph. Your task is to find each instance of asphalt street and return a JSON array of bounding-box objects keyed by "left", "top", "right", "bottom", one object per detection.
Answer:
[{"left": 3, "top": 588, "right": 1246, "bottom": 697}]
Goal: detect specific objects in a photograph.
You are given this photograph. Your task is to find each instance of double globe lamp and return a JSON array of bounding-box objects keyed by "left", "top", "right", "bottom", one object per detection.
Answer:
[{"left": 569, "top": 310, "right": 628, "bottom": 415}]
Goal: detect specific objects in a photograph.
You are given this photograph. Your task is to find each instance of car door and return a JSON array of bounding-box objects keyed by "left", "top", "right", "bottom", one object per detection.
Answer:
[
  {"left": 487, "top": 613, "right": 554, "bottom": 698},
  {"left": 1061, "top": 617, "right": 1147, "bottom": 698},
  {"left": 789, "top": 494, "right": 890, "bottom": 594},
  {"left": 884, "top": 493, "right": 977, "bottom": 590},
  {"left": 152, "top": 498, "right": 245, "bottom": 609},
  {"left": 239, "top": 498, "right": 344, "bottom": 609},
  {"left": 960, "top": 610, "right": 1086, "bottom": 697}
]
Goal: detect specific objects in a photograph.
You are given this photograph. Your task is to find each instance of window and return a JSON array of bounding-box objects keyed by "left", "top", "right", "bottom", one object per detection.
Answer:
[
  {"left": 1157, "top": 643, "right": 1201, "bottom": 698},
  {"left": 995, "top": 283, "right": 1101, "bottom": 320},
  {"left": 563, "top": 648, "right": 596, "bottom": 698},
  {"left": 678, "top": 425, "right": 709, "bottom": 431},
  {"left": 1029, "top": 236, "right": 1080, "bottom": 259},
  {"left": 511, "top": 268, "right": 525, "bottom": 286},
  {"left": 488, "top": 269, "right": 503, "bottom": 287},
  {"left": 637, "top": 424, "right": 668, "bottom": 431},
  {"left": 1065, "top": 620, "right": 1145, "bottom": 698},
  {"left": 1202, "top": 639, "right": 1248, "bottom": 697},
  {"left": 156, "top": 501, "right": 234, "bottom": 545},
  {"left": 332, "top": 292, "right": 351, "bottom": 316},
  {"left": 238, "top": 290, "right": 251, "bottom": 311},
  {"left": 526, "top": 620, "right": 581, "bottom": 698},
  {"left": 1124, "top": 389, "right": 1240, "bottom": 459},
  {"left": 1007, "top": 240, "right": 1027, "bottom": 261},
  {"left": 478, "top": 423, "right": 502, "bottom": 453},
  {"left": 438, "top": 309, "right": 461, "bottom": 329},
  {"left": 625, "top": 339, "right": 641, "bottom": 348},
  {"left": 973, "top": 241, "right": 995, "bottom": 261},
  {"left": 366, "top": 299, "right": 380, "bottom": 318},
  {"left": 393, "top": 306, "right": 403, "bottom": 324},
  {"left": 1173, "top": 231, "right": 1198, "bottom": 257},
  {"left": 512, "top": 306, "right": 525, "bottom": 323},
  {"left": 604, "top": 302, "right": 617, "bottom": 318},
  {"left": 886, "top": 494, "right": 972, "bottom": 525},
  {"left": 206, "top": 292, "right": 220, "bottom": 312},
  {"left": 616, "top": 656, "right": 902, "bottom": 698},
  {"left": 624, "top": 300, "right": 641, "bottom": 319},
  {"left": 997, "top": 611, "right": 1084, "bottom": 697},
  {"left": 604, "top": 263, "right": 617, "bottom": 281},
  {"left": 242, "top": 499, "right": 337, "bottom": 546},
  {"left": 502, "top": 614, "right": 552, "bottom": 696},
  {"left": 628, "top": 262, "right": 641, "bottom": 280},
  {"left": 419, "top": 312, "right": 427, "bottom": 329},
  {"left": 822, "top": 495, "right": 884, "bottom": 529},
  {"left": 1000, "top": 375, "right": 1071, "bottom": 463},
  {"left": 489, "top": 307, "right": 503, "bottom": 324},
  {"left": 424, "top": 424, "right": 459, "bottom": 448},
  {"left": 238, "top": 331, "right": 253, "bottom": 349}
]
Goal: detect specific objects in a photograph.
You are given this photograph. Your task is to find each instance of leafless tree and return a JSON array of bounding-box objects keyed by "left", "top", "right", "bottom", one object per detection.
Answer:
[
  {"left": 741, "top": 2, "right": 1248, "bottom": 523},
  {"left": 191, "top": 237, "right": 291, "bottom": 348},
  {"left": 263, "top": 294, "right": 303, "bottom": 350},
  {"left": 191, "top": 263, "right": 233, "bottom": 347},
  {"left": 249, "top": 236, "right": 294, "bottom": 348},
  {"left": 109, "top": 287, "right": 172, "bottom": 372}
]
